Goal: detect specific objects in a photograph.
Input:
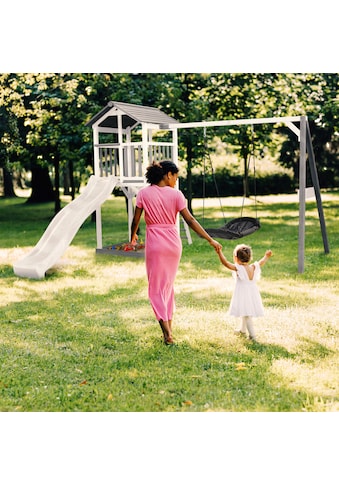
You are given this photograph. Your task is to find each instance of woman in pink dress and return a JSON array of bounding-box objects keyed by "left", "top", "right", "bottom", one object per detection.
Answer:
[{"left": 130, "top": 161, "right": 222, "bottom": 345}]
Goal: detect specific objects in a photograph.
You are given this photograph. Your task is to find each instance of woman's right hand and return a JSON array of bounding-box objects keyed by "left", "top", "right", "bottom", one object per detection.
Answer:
[{"left": 130, "top": 234, "right": 139, "bottom": 246}]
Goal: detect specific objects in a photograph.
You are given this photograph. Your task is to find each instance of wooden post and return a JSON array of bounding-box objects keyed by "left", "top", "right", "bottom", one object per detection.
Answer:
[
  {"left": 93, "top": 126, "right": 103, "bottom": 249},
  {"left": 93, "top": 126, "right": 100, "bottom": 176},
  {"left": 117, "top": 113, "right": 123, "bottom": 179},
  {"left": 126, "top": 127, "right": 132, "bottom": 177},
  {"left": 172, "top": 128, "right": 178, "bottom": 165},
  {"left": 96, "top": 206, "right": 103, "bottom": 249},
  {"left": 142, "top": 124, "right": 148, "bottom": 169},
  {"left": 298, "top": 116, "right": 307, "bottom": 273},
  {"left": 127, "top": 187, "right": 134, "bottom": 242}
]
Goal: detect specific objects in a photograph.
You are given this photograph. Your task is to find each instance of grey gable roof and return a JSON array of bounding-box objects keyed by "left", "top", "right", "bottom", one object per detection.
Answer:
[{"left": 86, "top": 101, "right": 178, "bottom": 130}]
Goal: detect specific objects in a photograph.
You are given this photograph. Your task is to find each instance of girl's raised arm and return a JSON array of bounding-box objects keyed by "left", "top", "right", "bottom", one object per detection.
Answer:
[{"left": 259, "top": 250, "right": 273, "bottom": 267}]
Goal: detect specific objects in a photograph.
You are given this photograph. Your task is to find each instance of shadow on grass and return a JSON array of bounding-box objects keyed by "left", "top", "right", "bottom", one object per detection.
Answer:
[
  {"left": 298, "top": 337, "right": 336, "bottom": 361},
  {"left": 244, "top": 339, "right": 296, "bottom": 359}
]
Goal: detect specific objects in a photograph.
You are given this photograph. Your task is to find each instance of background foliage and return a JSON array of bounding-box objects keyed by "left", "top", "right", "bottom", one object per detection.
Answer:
[{"left": 1, "top": 73, "right": 338, "bottom": 209}]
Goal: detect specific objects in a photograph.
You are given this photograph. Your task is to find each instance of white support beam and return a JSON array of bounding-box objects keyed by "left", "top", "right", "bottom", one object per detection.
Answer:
[
  {"left": 127, "top": 187, "right": 134, "bottom": 242},
  {"left": 286, "top": 121, "right": 300, "bottom": 140},
  {"left": 172, "top": 128, "right": 178, "bottom": 165},
  {"left": 161, "top": 115, "right": 302, "bottom": 130},
  {"left": 148, "top": 128, "right": 153, "bottom": 162},
  {"left": 142, "top": 124, "right": 148, "bottom": 167},
  {"left": 298, "top": 116, "right": 307, "bottom": 273},
  {"left": 93, "top": 127, "right": 100, "bottom": 176},
  {"left": 126, "top": 127, "right": 132, "bottom": 177},
  {"left": 96, "top": 206, "right": 103, "bottom": 249},
  {"left": 93, "top": 126, "right": 103, "bottom": 249},
  {"left": 117, "top": 113, "right": 124, "bottom": 179}
]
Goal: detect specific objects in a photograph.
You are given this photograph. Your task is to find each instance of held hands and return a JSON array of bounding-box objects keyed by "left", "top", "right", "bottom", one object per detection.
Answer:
[{"left": 209, "top": 238, "right": 222, "bottom": 253}]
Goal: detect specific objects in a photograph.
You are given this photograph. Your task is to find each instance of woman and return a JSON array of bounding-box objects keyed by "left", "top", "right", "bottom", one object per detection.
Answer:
[{"left": 130, "top": 160, "right": 222, "bottom": 345}]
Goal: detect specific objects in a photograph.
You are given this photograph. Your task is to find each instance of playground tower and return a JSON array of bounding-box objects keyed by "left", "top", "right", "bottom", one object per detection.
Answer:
[{"left": 86, "top": 101, "right": 179, "bottom": 249}]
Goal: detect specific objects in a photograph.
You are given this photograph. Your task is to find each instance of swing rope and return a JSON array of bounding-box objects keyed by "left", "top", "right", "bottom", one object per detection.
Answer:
[
  {"left": 204, "top": 125, "right": 261, "bottom": 240},
  {"left": 240, "top": 125, "right": 258, "bottom": 219},
  {"left": 202, "top": 127, "right": 226, "bottom": 226}
]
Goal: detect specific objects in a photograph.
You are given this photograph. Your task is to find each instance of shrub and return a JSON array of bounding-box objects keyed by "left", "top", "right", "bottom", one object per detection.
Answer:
[{"left": 180, "top": 168, "right": 295, "bottom": 198}]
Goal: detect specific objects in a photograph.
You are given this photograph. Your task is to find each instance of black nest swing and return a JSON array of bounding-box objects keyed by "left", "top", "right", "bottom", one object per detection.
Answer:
[
  {"left": 202, "top": 127, "right": 261, "bottom": 240},
  {"left": 206, "top": 216, "right": 260, "bottom": 240}
]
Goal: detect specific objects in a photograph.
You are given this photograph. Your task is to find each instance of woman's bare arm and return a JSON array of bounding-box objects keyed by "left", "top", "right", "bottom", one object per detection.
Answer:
[
  {"left": 180, "top": 207, "right": 222, "bottom": 252},
  {"left": 130, "top": 206, "right": 143, "bottom": 244}
]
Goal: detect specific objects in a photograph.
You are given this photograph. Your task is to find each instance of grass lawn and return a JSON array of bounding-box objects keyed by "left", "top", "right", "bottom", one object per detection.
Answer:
[{"left": 0, "top": 190, "right": 338, "bottom": 412}]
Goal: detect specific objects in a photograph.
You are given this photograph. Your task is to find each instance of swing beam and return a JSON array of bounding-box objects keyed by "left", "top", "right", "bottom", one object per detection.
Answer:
[{"left": 161, "top": 115, "right": 329, "bottom": 273}]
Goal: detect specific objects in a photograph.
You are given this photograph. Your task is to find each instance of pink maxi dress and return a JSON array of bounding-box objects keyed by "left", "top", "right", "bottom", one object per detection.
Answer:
[{"left": 136, "top": 184, "right": 187, "bottom": 322}]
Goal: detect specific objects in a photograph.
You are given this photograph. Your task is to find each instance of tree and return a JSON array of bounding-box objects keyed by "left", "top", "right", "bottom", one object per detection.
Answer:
[
  {"left": 278, "top": 73, "right": 339, "bottom": 187},
  {"left": 206, "top": 73, "right": 288, "bottom": 197},
  {"left": 0, "top": 74, "right": 55, "bottom": 202},
  {"left": 155, "top": 73, "right": 212, "bottom": 212},
  {"left": 0, "top": 105, "right": 17, "bottom": 197},
  {"left": 1, "top": 73, "right": 338, "bottom": 208}
]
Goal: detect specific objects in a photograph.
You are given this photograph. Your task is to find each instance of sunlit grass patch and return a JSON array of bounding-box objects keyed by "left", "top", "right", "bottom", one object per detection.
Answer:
[{"left": 271, "top": 357, "right": 339, "bottom": 404}]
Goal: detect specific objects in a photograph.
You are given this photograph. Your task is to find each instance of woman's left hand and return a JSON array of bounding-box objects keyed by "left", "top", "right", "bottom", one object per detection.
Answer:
[{"left": 210, "top": 239, "right": 222, "bottom": 252}]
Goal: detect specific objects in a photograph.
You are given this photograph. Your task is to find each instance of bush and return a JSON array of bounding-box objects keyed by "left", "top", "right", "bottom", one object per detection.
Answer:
[{"left": 180, "top": 167, "right": 295, "bottom": 198}]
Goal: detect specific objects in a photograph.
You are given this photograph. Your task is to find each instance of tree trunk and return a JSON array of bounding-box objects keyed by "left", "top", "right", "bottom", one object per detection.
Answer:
[
  {"left": 54, "top": 156, "right": 61, "bottom": 213},
  {"left": 2, "top": 166, "right": 17, "bottom": 197},
  {"left": 63, "top": 165, "right": 71, "bottom": 196},
  {"left": 69, "top": 159, "right": 75, "bottom": 200},
  {"left": 63, "top": 160, "right": 75, "bottom": 199},
  {"left": 27, "top": 164, "right": 54, "bottom": 203}
]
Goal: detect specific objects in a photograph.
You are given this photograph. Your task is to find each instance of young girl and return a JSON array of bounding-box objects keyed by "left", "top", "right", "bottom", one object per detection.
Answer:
[{"left": 217, "top": 244, "right": 272, "bottom": 341}]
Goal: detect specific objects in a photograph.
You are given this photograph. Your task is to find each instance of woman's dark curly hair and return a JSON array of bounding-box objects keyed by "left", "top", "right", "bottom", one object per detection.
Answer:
[{"left": 145, "top": 160, "right": 179, "bottom": 185}]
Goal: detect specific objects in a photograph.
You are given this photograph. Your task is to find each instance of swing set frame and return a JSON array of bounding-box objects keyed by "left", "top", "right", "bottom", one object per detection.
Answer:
[
  {"left": 161, "top": 115, "right": 329, "bottom": 273},
  {"left": 202, "top": 124, "right": 261, "bottom": 240}
]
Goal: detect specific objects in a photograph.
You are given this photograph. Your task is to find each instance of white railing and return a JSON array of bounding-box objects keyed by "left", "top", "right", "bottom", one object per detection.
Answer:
[{"left": 96, "top": 142, "right": 174, "bottom": 179}]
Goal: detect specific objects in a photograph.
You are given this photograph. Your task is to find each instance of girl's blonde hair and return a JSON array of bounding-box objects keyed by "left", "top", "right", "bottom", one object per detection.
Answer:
[{"left": 234, "top": 244, "right": 252, "bottom": 263}]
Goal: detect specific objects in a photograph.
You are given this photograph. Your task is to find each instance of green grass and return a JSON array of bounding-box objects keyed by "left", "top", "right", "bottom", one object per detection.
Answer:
[{"left": 0, "top": 191, "right": 338, "bottom": 411}]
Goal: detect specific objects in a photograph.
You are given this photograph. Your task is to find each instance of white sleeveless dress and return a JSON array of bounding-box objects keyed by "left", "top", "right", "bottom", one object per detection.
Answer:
[{"left": 229, "top": 262, "right": 264, "bottom": 317}]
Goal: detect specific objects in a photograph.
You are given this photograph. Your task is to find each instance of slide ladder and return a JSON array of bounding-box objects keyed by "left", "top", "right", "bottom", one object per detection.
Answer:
[{"left": 13, "top": 176, "right": 118, "bottom": 279}]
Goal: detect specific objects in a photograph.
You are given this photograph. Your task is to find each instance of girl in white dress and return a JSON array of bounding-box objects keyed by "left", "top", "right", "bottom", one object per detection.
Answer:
[{"left": 217, "top": 244, "right": 272, "bottom": 341}]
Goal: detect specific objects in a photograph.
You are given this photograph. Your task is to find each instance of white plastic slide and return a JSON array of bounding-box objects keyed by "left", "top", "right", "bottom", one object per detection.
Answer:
[{"left": 13, "top": 175, "right": 118, "bottom": 279}]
